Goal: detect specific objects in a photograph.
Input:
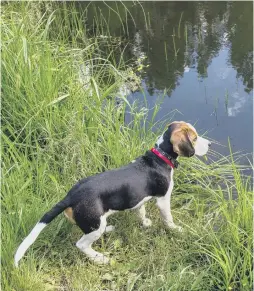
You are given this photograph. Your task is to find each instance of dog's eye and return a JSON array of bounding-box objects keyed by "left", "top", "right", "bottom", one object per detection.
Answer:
[{"left": 193, "top": 137, "right": 197, "bottom": 142}]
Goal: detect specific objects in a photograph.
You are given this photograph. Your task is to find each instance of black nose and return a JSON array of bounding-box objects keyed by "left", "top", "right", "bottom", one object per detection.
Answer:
[{"left": 208, "top": 142, "right": 212, "bottom": 147}]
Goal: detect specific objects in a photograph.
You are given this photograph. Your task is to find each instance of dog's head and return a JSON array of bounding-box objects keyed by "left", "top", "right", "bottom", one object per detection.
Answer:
[{"left": 158, "top": 121, "right": 211, "bottom": 157}]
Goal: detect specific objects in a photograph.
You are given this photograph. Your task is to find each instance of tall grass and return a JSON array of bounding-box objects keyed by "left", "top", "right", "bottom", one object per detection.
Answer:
[{"left": 2, "top": 2, "right": 253, "bottom": 291}]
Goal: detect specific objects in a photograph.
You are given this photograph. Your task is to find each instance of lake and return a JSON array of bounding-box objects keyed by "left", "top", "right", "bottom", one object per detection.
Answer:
[{"left": 80, "top": 1, "right": 253, "bottom": 156}]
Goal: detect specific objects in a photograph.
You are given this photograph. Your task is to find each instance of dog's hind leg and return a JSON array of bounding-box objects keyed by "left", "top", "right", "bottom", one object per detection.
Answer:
[
  {"left": 137, "top": 204, "right": 152, "bottom": 227},
  {"left": 76, "top": 214, "right": 110, "bottom": 264}
]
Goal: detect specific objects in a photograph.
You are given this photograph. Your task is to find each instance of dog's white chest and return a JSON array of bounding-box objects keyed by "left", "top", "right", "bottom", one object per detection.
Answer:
[{"left": 166, "top": 169, "right": 174, "bottom": 197}]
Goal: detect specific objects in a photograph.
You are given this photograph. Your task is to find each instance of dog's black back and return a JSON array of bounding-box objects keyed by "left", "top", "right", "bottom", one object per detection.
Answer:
[{"left": 66, "top": 151, "right": 172, "bottom": 233}]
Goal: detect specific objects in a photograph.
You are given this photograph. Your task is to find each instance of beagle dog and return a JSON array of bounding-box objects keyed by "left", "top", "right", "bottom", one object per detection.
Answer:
[{"left": 14, "top": 121, "right": 211, "bottom": 266}]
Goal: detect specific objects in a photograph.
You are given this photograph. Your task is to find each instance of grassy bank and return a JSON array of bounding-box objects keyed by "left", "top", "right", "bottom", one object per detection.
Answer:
[{"left": 2, "top": 3, "right": 253, "bottom": 291}]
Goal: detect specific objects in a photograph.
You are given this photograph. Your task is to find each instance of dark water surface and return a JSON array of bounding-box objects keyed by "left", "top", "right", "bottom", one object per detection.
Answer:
[{"left": 83, "top": 1, "right": 253, "bottom": 155}]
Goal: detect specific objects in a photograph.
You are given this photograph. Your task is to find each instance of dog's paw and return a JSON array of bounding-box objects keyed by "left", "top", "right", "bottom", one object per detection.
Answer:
[
  {"left": 168, "top": 223, "right": 183, "bottom": 232},
  {"left": 105, "top": 225, "right": 115, "bottom": 233},
  {"left": 175, "top": 225, "right": 183, "bottom": 232},
  {"left": 92, "top": 254, "right": 110, "bottom": 265},
  {"left": 143, "top": 218, "right": 152, "bottom": 227}
]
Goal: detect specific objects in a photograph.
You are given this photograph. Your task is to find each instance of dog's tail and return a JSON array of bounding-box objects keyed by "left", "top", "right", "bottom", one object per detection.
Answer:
[{"left": 14, "top": 197, "right": 70, "bottom": 267}]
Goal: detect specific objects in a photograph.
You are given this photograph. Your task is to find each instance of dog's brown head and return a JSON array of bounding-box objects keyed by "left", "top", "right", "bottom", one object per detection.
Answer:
[{"left": 156, "top": 121, "right": 211, "bottom": 157}]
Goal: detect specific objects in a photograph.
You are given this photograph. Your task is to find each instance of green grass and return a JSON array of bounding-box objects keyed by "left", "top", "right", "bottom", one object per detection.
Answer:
[{"left": 2, "top": 2, "right": 253, "bottom": 291}]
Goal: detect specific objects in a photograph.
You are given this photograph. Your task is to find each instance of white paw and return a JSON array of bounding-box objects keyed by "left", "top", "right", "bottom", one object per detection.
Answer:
[
  {"left": 105, "top": 225, "right": 115, "bottom": 233},
  {"left": 143, "top": 218, "right": 152, "bottom": 227},
  {"left": 80, "top": 247, "right": 111, "bottom": 265},
  {"left": 168, "top": 223, "right": 183, "bottom": 232},
  {"left": 176, "top": 225, "right": 183, "bottom": 232},
  {"left": 92, "top": 254, "right": 110, "bottom": 265}
]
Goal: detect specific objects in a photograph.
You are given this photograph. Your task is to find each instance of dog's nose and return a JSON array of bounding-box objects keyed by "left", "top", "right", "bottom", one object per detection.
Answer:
[{"left": 208, "top": 142, "right": 212, "bottom": 147}]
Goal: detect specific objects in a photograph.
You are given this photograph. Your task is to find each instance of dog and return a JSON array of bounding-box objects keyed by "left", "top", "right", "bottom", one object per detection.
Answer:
[{"left": 14, "top": 121, "right": 211, "bottom": 266}]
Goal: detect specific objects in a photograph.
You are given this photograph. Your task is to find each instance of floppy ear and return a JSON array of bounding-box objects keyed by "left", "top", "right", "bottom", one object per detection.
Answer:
[{"left": 169, "top": 124, "right": 195, "bottom": 157}]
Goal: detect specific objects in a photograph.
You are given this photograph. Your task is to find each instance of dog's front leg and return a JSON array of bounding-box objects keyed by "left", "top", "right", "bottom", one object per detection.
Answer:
[
  {"left": 156, "top": 196, "right": 182, "bottom": 232},
  {"left": 137, "top": 204, "right": 152, "bottom": 227}
]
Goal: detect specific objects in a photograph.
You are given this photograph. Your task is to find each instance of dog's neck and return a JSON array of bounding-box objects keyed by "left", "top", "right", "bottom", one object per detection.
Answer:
[
  {"left": 151, "top": 147, "right": 179, "bottom": 169},
  {"left": 156, "top": 142, "right": 178, "bottom": 160},
  {"left": 152, "top": 132, "right": 179, "bottom": 169},
  {"left": 155, "top": 133, "right": 178, "bottom": 160}
]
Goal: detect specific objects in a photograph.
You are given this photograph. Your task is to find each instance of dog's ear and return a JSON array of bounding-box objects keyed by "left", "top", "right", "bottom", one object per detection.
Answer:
[
  {"left": 168, "top": 122, "right": 195, "bottom": 157},
  {"left": 174, "top": 132, "right": 195, "bottom": 157}
]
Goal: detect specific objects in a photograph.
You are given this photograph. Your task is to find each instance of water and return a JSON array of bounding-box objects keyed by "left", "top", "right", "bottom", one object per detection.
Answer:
[{"left": 81, "top": 1, "right": 253, "bottom": 156}]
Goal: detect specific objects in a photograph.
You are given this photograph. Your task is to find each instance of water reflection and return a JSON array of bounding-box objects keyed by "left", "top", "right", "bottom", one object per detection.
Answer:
[
  {"left": 75, "top": 1, "right": 253, "bottom": 153},
  {"left": 80, "top": 1, "right": 253, "bottom": 94}
]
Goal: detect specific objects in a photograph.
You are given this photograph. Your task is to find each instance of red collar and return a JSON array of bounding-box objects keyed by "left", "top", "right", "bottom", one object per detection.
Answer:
[{"left": 150, "top": 147, "right": 177, "bottom": 169}]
